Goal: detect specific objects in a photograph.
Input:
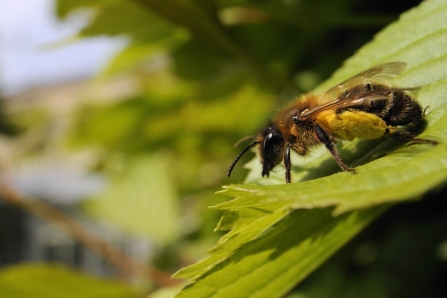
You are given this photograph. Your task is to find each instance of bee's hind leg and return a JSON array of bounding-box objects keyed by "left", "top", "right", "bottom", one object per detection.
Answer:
[
  {"left": 387, "top": 128, "right": 437, "bottom": 144},
  {"left": 315, "top": 124, "right": 356, "bottom": 173}
]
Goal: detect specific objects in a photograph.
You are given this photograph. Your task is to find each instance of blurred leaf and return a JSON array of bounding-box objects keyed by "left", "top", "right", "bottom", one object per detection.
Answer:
[
  {"left": 172, "top": 39, "right": 230, "bottom": 80},
  {"left": 7, "top": 108, "right": 50, "bottom": 133},
  {"left": 0, "top": 264, "right": 139, "bottom": 298},
  {"left": 56, "top": 0, "right": 103, "bottom": 17},
  {"left": 60, "top": 0, "right": 292, "bottom": 88},
  {"left": 174, "top": 0, "right": 447, "bottom": 296},
  {"left": 98, "top": 19, "right": 187, "bottom": 79},
  {"left": 85, "top": 154, "right": 179, "bottom": 243},
  {"left": 148, "top": 284, "right": 185, "bottom": 298},
  {"left": 228, "top": 24, "right": 302, "bottom": 77},
  {"left": 70, "top": 84, "right": 274, "bottom": 151},
  {"left": 131, "top": 0, "right": 243, "bottom": 56},
  {"left": 58, "top": 0, "right": 177, "bottom": 43},
  {"left": 69, "top": 99, "right": 147, "bottom": 151},
  {"left": 100, "top": 44, "right": 174, "bottom": 78}
]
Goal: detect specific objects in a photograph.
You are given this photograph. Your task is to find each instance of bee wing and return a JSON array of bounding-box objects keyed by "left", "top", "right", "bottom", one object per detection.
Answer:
[
  {"left": 322, "top": 62, "right": 407, "bottom": 100},
  {"left": 301, "top": 87, "right": 418, "bottom": 119}
]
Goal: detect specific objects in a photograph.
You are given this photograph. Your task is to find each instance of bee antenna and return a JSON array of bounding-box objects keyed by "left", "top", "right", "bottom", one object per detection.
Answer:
[{"left": 227, "top": 141, "right": 259, "bottom": 177}]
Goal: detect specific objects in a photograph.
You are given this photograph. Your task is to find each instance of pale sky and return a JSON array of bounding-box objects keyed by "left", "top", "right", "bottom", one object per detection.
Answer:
[{"left": 0, "top": 0, "right": 127, "bottom": 95}]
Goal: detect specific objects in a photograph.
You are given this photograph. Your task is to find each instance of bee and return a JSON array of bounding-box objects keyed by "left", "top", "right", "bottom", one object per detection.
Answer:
[{"left": 227, "top": 62, "right": 437, "bottom": 183}]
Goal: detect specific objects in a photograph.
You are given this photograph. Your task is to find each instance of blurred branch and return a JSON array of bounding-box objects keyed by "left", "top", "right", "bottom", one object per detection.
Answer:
[{"left": 0, "top": 182, "right": 180, "bottom": 288}]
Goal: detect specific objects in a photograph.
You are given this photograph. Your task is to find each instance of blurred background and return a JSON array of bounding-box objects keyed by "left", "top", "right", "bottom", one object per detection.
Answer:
[{"left": 0, "top": 0, "right": 431, "bottom": 296}]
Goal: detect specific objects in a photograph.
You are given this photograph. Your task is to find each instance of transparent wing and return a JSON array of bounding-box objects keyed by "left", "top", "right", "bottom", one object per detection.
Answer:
[
  {"left": 301, "top": 86, "right": 418, "bottom": 119},
  {"left": 300, "top": 62, "right": 408, "bottom": 118},
  {"left": 322, "top": 62, "right": 407, "bottom": 101}
]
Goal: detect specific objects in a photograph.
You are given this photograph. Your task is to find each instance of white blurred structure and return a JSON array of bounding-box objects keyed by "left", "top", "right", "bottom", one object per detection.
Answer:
[{"left": 0, "top": 0, "right": 126, "bottom": 95}]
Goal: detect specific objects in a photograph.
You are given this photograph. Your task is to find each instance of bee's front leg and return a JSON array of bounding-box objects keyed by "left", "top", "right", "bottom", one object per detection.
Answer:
[
  {"left": 314, "top": 124, "right": 356, "bottom": 173},
  {"left": 283, "top": 144, "right": 292, "bottom": 183}
]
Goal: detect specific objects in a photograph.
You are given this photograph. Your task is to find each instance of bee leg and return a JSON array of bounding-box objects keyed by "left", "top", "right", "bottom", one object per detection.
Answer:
[
  {"left": 315, "top": 124, "right": 356, "bottom": 173},
  {"left": 387, "top": 128, "right": 438, "bottom": 144},
  {"left": 284, "top": 144, "right": 292, "bottom": 183}
]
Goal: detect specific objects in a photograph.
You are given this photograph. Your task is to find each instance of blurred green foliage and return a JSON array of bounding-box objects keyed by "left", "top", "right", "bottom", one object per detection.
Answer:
[
  {"left": 0, "top": 264, "right": 140, "bottom": 298},
  {"left": 4, "top": 0, "right": 447, "bottom": 297}
]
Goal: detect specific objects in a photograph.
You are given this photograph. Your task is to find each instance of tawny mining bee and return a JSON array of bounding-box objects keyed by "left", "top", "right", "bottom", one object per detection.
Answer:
[{"left": 228, "top": 62, "right": 437, "bottom": 183}]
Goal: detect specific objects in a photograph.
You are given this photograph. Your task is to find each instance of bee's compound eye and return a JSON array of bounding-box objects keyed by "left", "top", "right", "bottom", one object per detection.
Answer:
[
  {"left": 263, "top": 133, "right": 276, "bottom": 159},
  {"left": 261, "top": 125, "right": 285, "bottom": 178},
  {"left": 263, "top": 129, "right": 283, "bottom": 159}
]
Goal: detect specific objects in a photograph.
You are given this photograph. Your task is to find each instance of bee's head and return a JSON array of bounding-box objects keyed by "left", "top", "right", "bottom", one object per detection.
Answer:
[
  {"left": 227, "top": 123, "right": 284, "bottom": 179},
  {"left": 259, "top": 124, "right": 285, "bottom": 177}
]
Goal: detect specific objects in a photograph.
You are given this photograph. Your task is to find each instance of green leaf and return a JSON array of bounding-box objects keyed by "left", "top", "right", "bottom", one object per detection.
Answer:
[
  {"left": 174, "top": 1, "right": 447, "bottom": 297},
  {"left": 175, "top": 207, "right": 384, "bottom": 297},
  {"left": 0, "top": 264, "right": 139, "bottom": 298}
]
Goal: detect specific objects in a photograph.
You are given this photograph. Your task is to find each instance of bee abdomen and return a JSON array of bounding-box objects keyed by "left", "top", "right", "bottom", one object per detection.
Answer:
[{"left": 381, "top": 92, "right": 423, "bottom": 126}]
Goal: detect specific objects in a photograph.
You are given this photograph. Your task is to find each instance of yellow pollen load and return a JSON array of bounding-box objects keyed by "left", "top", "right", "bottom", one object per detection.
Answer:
[{"left": 325, "top": 110, "right": 388, "bottom": 141}]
